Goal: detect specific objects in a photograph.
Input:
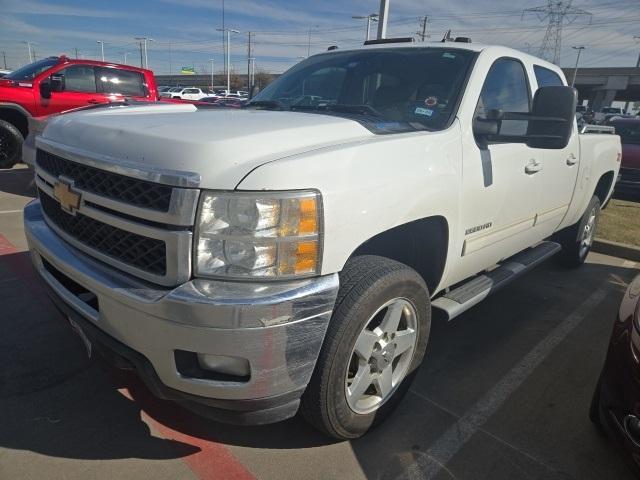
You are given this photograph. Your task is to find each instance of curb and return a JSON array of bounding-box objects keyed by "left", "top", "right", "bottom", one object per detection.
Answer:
[{"left": 592, "top": 238, "right": 640, "bottom": 262}]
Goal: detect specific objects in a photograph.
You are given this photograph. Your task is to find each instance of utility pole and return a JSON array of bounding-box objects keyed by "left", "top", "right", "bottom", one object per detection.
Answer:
[
  {"left": 221, "top": 0, "right": 226, "bottom": 77},
  {"left": 74, "top": 47, "right": 80, "bottom": 59},
  {"left": 96, "top": 40, "right": 106, "bottom": 61},
  {"left": 416, "top": 16, "right": 429, "bottom": 42},
  {"left": 134, "top": 37, "right": 153, "bottom": 69},
  {"left": 1, "top": 51, "right": 6, "bottom": 69},
  {"left": 307, "top": 27, "right": 312, "bottom": 57},
  {"left": 22, "top": 41, "right": 35, "bottom": 63},
  {"left": 121, "top": 52, "right": 130, "bottom": 64},
  {"left": 169, "top": 42, "right": 172, "bottom": 75},
  {"left": 570, "top": 46, "right": 585, "bottom": 87},
  {"left": 247, "top": 31, "right": 252, "bottom": 91},
  {"left": 624, "top": 36, "right": 640, "bottom": 113},
  {"left": 522, "top": 1, "right": 591, "bottom": 65},
  {"left": 217, "top": 28, "right": 239, "bottom": 94},
  {"left": 376, "top": 0, "right": 390, "bottom": 40},
  {"left": 209, "top": 58, "right": 215, "bottom": 90},
  {"left": 352, "top": 14, "right": 379, "bottom": 42}
]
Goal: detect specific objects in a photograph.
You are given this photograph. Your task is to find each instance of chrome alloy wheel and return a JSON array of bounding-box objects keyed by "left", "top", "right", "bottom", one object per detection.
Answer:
[
  {"left": 579, "top": 206, "right": 598, "bottom": 258},
  {"left": 345, "top": 297, "right": 418, "bottom": 414}
]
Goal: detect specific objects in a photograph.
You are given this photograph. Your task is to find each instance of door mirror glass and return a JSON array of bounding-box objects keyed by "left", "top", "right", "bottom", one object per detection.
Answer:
[
  {"left": 526, "top": 86, "right": 577, "bottom": 149},
  {"left": 39, "top": 80, "right": 52, "bottom": 99}
]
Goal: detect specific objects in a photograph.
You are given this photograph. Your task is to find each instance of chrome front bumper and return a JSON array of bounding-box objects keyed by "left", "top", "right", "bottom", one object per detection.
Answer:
[{"left": 24, "top": 200, "right": 339, "bottom": 422}]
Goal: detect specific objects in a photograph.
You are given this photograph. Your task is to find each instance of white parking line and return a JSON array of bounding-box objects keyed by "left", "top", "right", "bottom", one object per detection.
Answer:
[
  {"left": 0, "top": 210, "right": 23, "bottom": 215},
  {"left": 622, "top": 260, "right": 638, "bottom": 269},
  {"left": 399, "top": 287, "right": 608, "bottom": 480}
]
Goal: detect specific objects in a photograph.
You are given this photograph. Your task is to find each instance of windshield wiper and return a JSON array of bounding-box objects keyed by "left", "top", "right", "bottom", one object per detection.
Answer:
[
  {"left": 290, "top": 103, "right": 384, "bottom": 118},
  {"left": 245, "top": 100, "right": 288, "bottom": 110}
]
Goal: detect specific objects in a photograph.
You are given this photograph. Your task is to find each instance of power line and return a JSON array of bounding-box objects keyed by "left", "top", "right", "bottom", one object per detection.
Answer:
[{"left": 523, "top": 0, "right": 592, "bottom": 65}]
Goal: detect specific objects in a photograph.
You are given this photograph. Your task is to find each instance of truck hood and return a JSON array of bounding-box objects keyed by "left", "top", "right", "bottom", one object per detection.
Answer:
[{"left": 40, "top": 103, "right": 374, "bottom": 188}]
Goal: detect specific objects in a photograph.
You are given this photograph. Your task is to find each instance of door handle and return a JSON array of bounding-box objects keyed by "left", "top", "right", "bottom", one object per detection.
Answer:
[
  {"left": 566, "top": 153, "right": 578, "bottom": 166},
  {"left": 525, "top": 160, "right": 542, "bottom": 174}
]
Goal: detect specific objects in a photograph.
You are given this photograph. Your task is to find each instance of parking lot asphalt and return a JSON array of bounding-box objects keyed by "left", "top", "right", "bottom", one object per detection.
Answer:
[{"left": 1, "top": 163, "right": 639, "bottom": 480}]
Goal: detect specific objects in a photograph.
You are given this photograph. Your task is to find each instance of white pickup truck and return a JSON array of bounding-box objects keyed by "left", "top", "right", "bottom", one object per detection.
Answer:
[{"left": 24, "top": 40, "right": 621, "bottom": 439}]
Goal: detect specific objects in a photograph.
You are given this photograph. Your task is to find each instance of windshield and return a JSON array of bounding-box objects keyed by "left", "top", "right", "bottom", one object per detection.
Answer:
[
  {"left": 5, "top": 57, "right": 59, "bottom": 81},
  {"left": 613, "top": 123, "right": 640, "bottom": 145},
  {"left": 249, "top": 47, "right": 475, "bottom": 134},
  {"left": 169, "top": 87, "right": 182, "bottom": 92}
]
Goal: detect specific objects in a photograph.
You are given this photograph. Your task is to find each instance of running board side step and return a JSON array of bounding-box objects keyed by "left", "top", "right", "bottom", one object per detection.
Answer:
[{"left": 432, "top": 241, "right": 561, "bottom": 321}]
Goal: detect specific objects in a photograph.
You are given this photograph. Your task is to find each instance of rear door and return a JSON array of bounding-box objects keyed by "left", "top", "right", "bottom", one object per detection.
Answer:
[
  {"left": 38, "top": 65, "right": 106, "bottom": 114},
  {"left": 530, "top": 65, "right": 580, "bottom": 235},
  {"left": 95, "top": 67, "right": 149, "bottom": 101}
]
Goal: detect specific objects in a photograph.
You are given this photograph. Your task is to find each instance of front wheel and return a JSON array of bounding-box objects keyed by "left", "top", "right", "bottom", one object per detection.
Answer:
[
  {"left": 301, "top": 256, "right": 431, "bottom": 439},
  {"left": 0, "top": 119, "right": 23, "bottom": 169},
  {"left": 555, "top": 195, "right": 601, "bottom": 268}
]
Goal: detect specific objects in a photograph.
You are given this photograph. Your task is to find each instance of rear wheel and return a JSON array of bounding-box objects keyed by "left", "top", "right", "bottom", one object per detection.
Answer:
[
  {"left": 555, "top": 195, "right": 601, "bottom": 268},
  {"left": 301, "top": 255, "right": 431, "bottom": 439},
  {"left": 0, "top": 119, "right": 23, "bottom": 169}
]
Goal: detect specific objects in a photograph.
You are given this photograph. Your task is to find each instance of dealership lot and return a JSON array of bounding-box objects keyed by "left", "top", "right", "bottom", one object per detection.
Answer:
[{"left": 1, "top": 164, "right": 638, "bottom": 480}]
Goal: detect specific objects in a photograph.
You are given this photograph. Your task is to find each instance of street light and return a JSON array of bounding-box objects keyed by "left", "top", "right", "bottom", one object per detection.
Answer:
[
  {"left": 571, "top": 46, "right": 585, "bottom": 87},
  {"left": 216, "top": 28, "right": 240, "bottom": 94},
  {"left": 96, "top": 40, "right": 106, "bottom": 61},
  {"left": 120, "top": 52, "right": 131, "bottom": 65},
  {"left": 352, "top": 13, "right": 379, "bottom": 42}
]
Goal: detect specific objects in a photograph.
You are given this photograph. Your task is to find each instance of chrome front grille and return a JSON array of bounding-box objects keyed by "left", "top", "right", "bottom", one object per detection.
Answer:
[{"left": 34, "top": 138, "right": 201, "bottom": 286}]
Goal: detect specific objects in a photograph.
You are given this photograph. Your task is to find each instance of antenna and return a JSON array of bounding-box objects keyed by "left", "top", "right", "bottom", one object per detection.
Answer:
[{"left": 523, "top": 1, "right": 591, "bottom": 65}]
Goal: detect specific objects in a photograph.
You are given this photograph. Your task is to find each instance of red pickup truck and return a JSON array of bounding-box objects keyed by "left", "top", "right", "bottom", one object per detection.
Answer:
[{"left": 0, "top": 56, "right": 158, "bottom": 168}]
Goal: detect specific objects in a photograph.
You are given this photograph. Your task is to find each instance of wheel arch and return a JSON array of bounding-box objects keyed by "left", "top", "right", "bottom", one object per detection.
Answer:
[
  {"left": 593, "top": 170, "right": 615, "bottom": 208},
  {"left": 347, "top": 216, "right": 449, "bottom": 295},
  {"left": 0, "top": 103, "right": 31, "bottom": 138}
]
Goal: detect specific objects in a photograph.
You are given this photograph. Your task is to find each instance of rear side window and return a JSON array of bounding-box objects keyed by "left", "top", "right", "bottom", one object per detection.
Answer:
[
  {"left": 475, "top": 58, "right": 530, "bottom": 136},
  {"left": 534, "top": 65, "right": 564, "bottom": 87},
  {"left": 96, "top": 67, "right": 146, "bottom": 96},
  {"left": 56, "top": 66, "right": 96, "bottom": 93}
]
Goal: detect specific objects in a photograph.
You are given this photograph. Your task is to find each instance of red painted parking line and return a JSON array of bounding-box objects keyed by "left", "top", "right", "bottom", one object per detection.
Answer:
[
  {"left": 0, "top": 234, "right": 18, "bottom": 255},
  {"left": 122, "top": 373, "right": 255, "bottom": 480},
  {"left": 145, "top": 412, "right": 256, "bottom": 480}
]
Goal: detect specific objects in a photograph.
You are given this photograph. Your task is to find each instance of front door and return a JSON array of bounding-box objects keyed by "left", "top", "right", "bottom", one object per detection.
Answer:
[
  {"left": 457, "top": 58, "right": 543, "bottom": 280},
  {"left": 36, "top": 65, "right": 107, "bottom": 115}
]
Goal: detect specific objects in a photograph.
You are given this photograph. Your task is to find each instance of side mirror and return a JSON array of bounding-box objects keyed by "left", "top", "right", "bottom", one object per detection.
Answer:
[
  {"left": 526, "top": 86, "right": 577, "bottom": 149},
  {"left": 39, "top": 81, "right": 52, "bottom": 99}
]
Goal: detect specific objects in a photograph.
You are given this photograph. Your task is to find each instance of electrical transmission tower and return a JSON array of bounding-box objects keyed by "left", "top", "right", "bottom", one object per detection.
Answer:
[{"left": 523, "top": 1, "right": 591, "bottom": 65}]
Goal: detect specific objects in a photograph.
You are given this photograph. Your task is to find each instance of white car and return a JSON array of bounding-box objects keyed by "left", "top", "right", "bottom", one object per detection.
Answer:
[
  {"left": 25, "top": 41, "right": 621, "bottom": 440},
  {"left": 163, "top": 87, "right": 208, "bottom": 100}
]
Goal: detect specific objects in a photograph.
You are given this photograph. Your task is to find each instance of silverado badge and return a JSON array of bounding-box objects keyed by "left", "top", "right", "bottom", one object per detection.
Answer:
[{"left": 53, "top": 177, "right": 81, "bottom": 214}]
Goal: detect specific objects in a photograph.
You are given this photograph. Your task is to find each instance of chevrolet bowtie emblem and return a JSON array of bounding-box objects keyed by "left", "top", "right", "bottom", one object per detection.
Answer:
[{"left": 53, "top": 177, "right": 81, "bottom": 214}]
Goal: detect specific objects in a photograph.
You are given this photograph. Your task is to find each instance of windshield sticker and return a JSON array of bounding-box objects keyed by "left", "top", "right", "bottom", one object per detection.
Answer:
[
  {"left": 424, "top": 96, "right": 438, "bottom": 107},
  {"left": 414, "top": 107, "right": 433, "bottom": 117},
  {"left": 442, "top": 52, "right": 456, "bottom": 59}
]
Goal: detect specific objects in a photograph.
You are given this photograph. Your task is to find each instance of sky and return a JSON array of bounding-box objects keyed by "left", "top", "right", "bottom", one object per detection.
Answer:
[{"left": 1, "top": 0, "right": 639, "bottom": 75}]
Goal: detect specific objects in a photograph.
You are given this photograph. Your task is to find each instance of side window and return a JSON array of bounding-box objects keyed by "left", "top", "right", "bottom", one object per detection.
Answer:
[
  {"left": 56, "top": 66, "right": 96, "bottom": 93},
  {"left": 96, "top": 67, "right": 146, "bottom": 96},
  {"left": 534, "top": 65, "right": 564, "bottom": 87},
  {"left": 475, "top": 58, "right": 530, "bottom": 136}
]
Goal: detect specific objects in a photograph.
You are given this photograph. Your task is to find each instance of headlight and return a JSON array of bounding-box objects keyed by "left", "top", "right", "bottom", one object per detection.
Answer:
[{"left": 195, "top": 190, "right": 322, "bottom": 279}]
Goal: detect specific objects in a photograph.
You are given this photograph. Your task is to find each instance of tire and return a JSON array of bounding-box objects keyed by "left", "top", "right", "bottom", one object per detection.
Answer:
[
  {"left": 554, "top": 195, "right": 601, "bottom": 268},
  {"left": 301, "top": 255, "right": 431, "bottom": 439},
  {"left": 0, "top": 119, "right": 23, "bottom": 169}
]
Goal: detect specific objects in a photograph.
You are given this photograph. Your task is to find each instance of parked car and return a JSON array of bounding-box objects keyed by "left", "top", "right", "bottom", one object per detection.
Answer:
[
  {"left": 590, "top": 273, "right": 640, "bottom": 476},
  {"left": 0, "top": 56, "right": 158, "bottom": 168},
  {"left": 595, "top": 107, "right": 626, "bottom": 124},
  {"left": 0, "top": 69, "right": 11, "bottom": 78},
  {"left": 24, "top": 42, "right": 621, "bottom": 439},
  {"left": 609, "top": 118, "right": 640, "bottom": 197},
  {"left": 157, "top": 86, "right": 172, "bottom": 94}
]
